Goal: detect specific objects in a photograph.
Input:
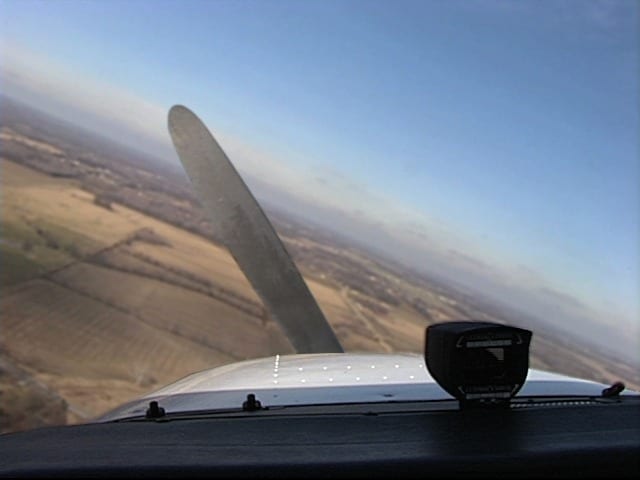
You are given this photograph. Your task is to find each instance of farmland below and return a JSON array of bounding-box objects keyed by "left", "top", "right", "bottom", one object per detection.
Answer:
[{"left": 1, "top": 96, "right": 638, "bottom": 434}]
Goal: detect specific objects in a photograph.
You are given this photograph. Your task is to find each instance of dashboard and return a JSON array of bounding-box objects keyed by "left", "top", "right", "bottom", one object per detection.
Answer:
[{"left": 1, "top": 396, "right": 638, "bottom": 478}]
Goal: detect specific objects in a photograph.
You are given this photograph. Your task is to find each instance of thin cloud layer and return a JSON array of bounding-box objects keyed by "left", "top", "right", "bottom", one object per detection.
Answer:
[{"left": 1, "top": 43, "right": 173, "bottom": 159}]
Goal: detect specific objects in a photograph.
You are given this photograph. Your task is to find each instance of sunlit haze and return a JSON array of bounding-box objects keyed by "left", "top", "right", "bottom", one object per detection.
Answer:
[{"left": 1, "top": 0, "right": 638, "bottom": 361}]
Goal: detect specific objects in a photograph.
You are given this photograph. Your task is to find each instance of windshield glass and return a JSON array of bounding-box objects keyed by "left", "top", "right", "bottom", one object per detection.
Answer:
[{"left": 1, "top": 0, "right": 638, "bottom": 434}]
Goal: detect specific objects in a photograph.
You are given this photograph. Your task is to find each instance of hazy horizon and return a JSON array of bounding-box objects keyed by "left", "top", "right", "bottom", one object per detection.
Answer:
[
  {"left": 2, "top": 91, "right": 637, "bottom": 366},
  {"left": 1, "top": 0, "right": 638, "bottom": 364}
]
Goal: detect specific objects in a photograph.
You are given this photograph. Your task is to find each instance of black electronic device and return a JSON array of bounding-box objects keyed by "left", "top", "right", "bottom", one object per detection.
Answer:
[{"left": 425, "top": 321, "right": 532, "bottom": 406}]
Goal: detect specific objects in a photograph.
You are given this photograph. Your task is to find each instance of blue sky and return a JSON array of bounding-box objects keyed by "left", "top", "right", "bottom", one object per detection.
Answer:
[{"left": 1, "top": 0, "right": 638, "bottom": 354}]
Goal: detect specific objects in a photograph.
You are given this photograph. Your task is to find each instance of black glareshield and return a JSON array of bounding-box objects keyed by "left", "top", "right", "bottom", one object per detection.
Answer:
[{"left": 425, "top": 322, "right": 532, "bottom": 405}]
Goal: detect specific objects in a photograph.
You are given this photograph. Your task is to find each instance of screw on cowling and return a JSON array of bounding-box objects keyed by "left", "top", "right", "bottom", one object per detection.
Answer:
[
  {"left": 242, "top": 393, "right": 262, "bottom": 411},
  {"left": 601, "top": 381, "right": 625, "bottom": 398},
  {"left": 145, "top": 400, "right": 166, "bottom": 418}
]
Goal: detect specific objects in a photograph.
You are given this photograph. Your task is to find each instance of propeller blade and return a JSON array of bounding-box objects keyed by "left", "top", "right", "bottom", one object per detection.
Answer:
[{"left": 168, "top": 105, "right": 343, "bottom": 353}]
